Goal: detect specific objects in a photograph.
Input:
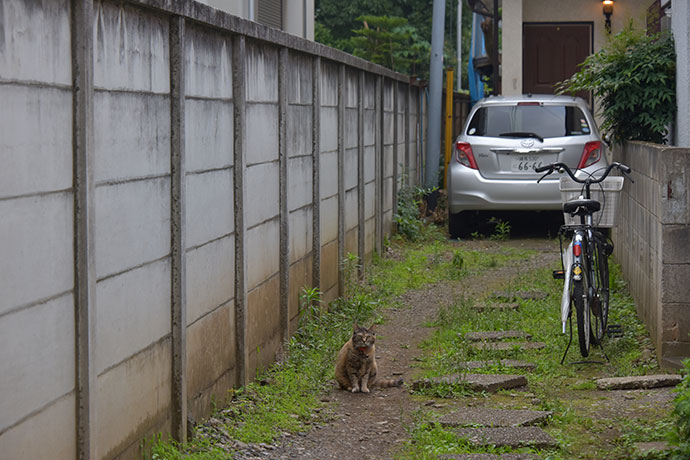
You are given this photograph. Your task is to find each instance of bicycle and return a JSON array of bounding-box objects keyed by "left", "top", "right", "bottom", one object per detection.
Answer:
[{"left": 535, "top": 161, "right": 633, "bottom": 362}]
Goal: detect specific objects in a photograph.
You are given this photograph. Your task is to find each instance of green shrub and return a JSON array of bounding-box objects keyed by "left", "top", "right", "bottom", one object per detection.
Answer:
[
  {"left": 670, "top": 359, "right": 690, "bottom": 459},
  {"left": 558, "top": 22, "right": 675, "bottom": 145},
  {"left": 394, "top": 185, "right": 435, "bottom": 241}
]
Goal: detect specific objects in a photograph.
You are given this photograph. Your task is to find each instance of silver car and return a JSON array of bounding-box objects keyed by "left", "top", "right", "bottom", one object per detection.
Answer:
[{"left": 447, "top": 94, "right": 607, "bottom": 237}]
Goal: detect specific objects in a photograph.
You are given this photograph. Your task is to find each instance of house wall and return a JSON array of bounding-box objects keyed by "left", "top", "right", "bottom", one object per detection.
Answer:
[
  {"left": 672, "top": 1, "right": 690, "bottom": 147},
  {"left": 613, "top": 142, "right": 690, "bottom": 369},
  {"left": 0, "top": 0, "right": 420, "bottom": 459}
]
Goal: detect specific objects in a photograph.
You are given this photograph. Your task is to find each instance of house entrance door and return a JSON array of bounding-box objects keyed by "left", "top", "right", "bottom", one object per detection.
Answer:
[{"left": 523, "top": 23, "right": 592, "bottom": 105}]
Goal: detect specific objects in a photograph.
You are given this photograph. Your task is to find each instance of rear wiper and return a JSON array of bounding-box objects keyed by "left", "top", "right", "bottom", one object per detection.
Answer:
[{"left": 498, "top": 132, "right": 544, "bottom": 143}]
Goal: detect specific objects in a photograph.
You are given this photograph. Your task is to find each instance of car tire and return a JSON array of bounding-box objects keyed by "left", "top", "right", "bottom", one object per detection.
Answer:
[{"left": 448, "top": 211, "right": 467, "bottom": 239}]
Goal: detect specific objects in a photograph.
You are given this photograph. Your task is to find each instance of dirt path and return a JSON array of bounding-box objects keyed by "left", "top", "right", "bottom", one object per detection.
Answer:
[{"left": 233, "top": 239, "right": 562, "bottom": 460}]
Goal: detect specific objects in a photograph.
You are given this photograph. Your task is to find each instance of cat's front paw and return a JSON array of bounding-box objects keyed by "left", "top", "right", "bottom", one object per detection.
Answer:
[
  {"left": 361, "top": 387, "right": 370, "bottom": 393},
  {"left": 351, "top": 386, "right": 360, "bottom": 393}
]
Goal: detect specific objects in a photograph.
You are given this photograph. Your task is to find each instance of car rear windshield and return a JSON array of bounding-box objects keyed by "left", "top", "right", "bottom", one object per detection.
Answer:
[{"left": 466, "top": 104, "right": 591, "bottom": 138}]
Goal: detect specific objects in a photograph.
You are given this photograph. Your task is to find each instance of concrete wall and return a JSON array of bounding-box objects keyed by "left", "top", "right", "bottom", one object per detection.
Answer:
[
  {"left": 613, "top": 142, "right": 690, "bottom": 369},
  {"left": 0, "top": 1, "right": 421, "bottom": 459}
]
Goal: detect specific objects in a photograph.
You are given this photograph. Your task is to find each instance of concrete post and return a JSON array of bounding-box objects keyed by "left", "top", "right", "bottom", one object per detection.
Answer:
[
  {"left": 405, "top": 84, "right": 411, "bottom": 186},
  {"left": 232, "top": 35, "right": 248, "bottom": 388},
  {"left": 169, "top": 15, "right": 187, "bottom": 443},
  {"left": 357, "top": 71, "right": 365, "bottom": 276},
  {"left": 392, "top": 81, "right": 399, "bottom": 219},
  {"left": 426, "top": 0, "right": 445, "bottom": 188},
  {"left": 71, "top": 0, "right": 96, "bottom": 458},
  {"left": 337, "top": 64, "right": 345, "bottom": 294},
  {"left": 375, "top": 76, "right": 383, "bottom": 254},
  {"left": 312, "top": 57, "right": 321, "bottom": 291},
  {"left": 278, "top": 47, "right": 289, "bottom": 343}
]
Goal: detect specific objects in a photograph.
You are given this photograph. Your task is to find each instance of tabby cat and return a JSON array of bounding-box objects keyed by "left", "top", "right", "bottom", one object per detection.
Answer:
[{"left": 334, "top": 324, "right": 403, "bottom": 393}]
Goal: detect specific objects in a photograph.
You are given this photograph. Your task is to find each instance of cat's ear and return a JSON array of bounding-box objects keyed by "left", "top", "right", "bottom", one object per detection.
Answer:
[
  {"left": 368, "top": 324, "right": 377, "bottom": 333},
  {"left": 353, "top": 323, "right": 359, "bottom": 332}
]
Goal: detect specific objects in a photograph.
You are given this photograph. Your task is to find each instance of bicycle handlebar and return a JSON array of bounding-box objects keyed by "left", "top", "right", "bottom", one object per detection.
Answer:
[{"left": 536, "top": 161, "right": 633, "bottom": 184}]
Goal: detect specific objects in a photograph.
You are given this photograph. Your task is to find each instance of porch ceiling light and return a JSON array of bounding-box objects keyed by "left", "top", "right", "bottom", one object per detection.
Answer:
[{"left": 602, "top": 0, "right": 614, "bottom": 33}]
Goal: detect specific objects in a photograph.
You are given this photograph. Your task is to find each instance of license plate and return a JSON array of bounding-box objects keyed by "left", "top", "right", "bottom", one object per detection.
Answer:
[{"left": 511, "top": 156, "right": 545, "bottom": 172}]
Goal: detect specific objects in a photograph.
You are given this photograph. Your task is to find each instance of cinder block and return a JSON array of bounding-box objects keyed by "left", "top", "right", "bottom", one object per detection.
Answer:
[
  {"left": 0, "top": 392, "right": 76, "bottom": 460},
  {"left": 320, "top": 151, "right": 338, "bottom": 199},
  {"left": 662, "top": 225, "right": 690, "bottom": 264},
  {"left": 289, "top": 207, "right": 313, "bottom": 262},
  {"left": 661, "top": 303, "right": 690, "bottom": 342},
  {"left": 96, "top": 339, "right": 172, "bottom": 458},
  {"left": 320, "top": 107, "right": 338, "bottom": 152},
  {"left": 246, "top": 44, "right": 278, "bottom": 103},
  {"left": 287, "top": 105, "right": 313, "bottom": 159},
  {"left": 246, "top": 275, "right": 280, "bottom": 351},
  {"left": 345, "top": 188, "right": 358, "bottom": 231},
  {"left": 320, "top": 196, "right": 338, "bottom": 243},
  {"left": 185, "top": 25, "right": 233, "bottom": 99},
  {"left": 288, "top": 156, "right": 313, "bottom": 212},
  {"left": 246, "top": 219, "right": 280, "bottom": 291},
  {"left": 246, "top": 162, "right": 279, "bottom": 228},
  {"left": 186, "top": 303, "right": 235, "bottom": 398},
  {"left": 186, "top": 169, "right": 234, "bottom": 248},
  {"left": 186, "top": 235, "right": 235, "bottom": 325},
  {"left": 287, "top": 53, "right": 313, "bottom": 105},
  {"left": 96, "top": 259, "right": 171, "bottom": 374},
  {"left": 0, "top": 0, "right": 71, "bottom": 85},
  {"left": 246, "top": 104, "right": 279, "bottom": 165},
  {"left": 661, "top": 264, "right": 690, "bottom": 303},
  {"left": 94, "top": 2, "right": 169, "bottom": 92},
  {"left": 0, "top": 86, "right": 72, "bottom": 198},
  {"left": 0, "top": 193, "right": 73, "bottom": 313},
  {"left": 95, "top": 178, "right": 170, "bottom": 278},
  {"left": 0, "top": 295, "right": 75, "bottom": 432},
  {"left": 185, "top": 99, "right": 234, "bottom": 173}
]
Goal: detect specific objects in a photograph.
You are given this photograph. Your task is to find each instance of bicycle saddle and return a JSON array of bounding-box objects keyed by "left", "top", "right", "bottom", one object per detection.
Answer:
[{"left": 563, "top": 198, "right": 601, "bottom": 215}]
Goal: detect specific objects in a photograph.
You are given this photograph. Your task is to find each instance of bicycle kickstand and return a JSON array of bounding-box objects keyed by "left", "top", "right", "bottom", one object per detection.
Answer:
[{"left": 560, "top": 316, "right": 574, "bottom": 365}]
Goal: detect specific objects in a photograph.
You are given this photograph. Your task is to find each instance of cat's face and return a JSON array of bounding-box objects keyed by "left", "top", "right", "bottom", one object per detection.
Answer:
[{"left": 352, "top": 325, "right": 376, "bottom": 351}]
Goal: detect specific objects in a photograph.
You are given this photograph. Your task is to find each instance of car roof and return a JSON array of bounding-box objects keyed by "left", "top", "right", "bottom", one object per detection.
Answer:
[{"left": 475, "top": 94, "right": 587, "bottom": 106}]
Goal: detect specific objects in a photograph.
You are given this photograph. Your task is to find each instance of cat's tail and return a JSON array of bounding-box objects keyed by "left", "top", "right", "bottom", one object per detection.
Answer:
[{"left": 374, "top": 377, "right": 404, "bottom": 388}]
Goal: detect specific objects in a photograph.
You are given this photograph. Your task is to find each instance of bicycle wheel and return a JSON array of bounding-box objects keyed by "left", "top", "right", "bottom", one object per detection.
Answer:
[
  {"left": 572, "top": 274, "right": 591, "bottom": 357},
  {"left": 597, "top": 244, "right": 610, "bottom": 335}
]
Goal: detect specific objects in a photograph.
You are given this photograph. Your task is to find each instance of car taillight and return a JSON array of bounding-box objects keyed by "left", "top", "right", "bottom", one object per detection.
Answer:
[
  {"left": 577, "top": 141, "right": 603, "bottom": 169},
  {"left": 455, "top": 142, "right": 478, "bottom": 170}
]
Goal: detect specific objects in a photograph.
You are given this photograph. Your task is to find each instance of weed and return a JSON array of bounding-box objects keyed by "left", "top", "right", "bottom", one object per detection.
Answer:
[{"left": 489, "top": 217, "right": 512, "bottom": 241}]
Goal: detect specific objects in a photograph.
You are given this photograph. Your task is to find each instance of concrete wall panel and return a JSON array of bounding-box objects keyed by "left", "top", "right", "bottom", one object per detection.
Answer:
[
  {"left": 186, "top": 235, "right": 235, "bottom": 325},
  {"left": 0, "top": 193, "right": 73, "bottom": 313},
  {"left": 287, "top": 104, "right": 313, "bottom": 158},
  {"left": 95, "top": 178, "right": 170, "bottom": 278},
  {"left": 365, "top": 218, "right": 375, "bottom": 257},
  {"left": 185, "top": 25, "right": 232, "bottom": 99},
  {"left": 364, "top": 181, "right": 375, "bottom": 219},
  {"left": 247, "top": 275, "right": 280, "bottom": 353},
  {"left": 186, "top": 169, "right": 234, "bottom": 248},
  {"left": 246, "top": 103, "right": 279, "bottom": 165},
  {"left": 0, "top": 0, "right": 71, "bottom": 85},
  {"left": 320, "top": 195, "right": 338, "bottom": 243},
  {"left": 345, "top": 188, "right": 358, "bottom": 231},
  {"left": 0, "top": 86, "right": 72, "bottom": 198},
  {"left": 364, "top": 145, "right": 375, "bottom": 183},
  {"left": 288, "top": 256, "right": 312, "bottom": 329},
  {"left": 320, "top": 63, "right": 339, "bottom": 107},
  {"left": 246, "top": 44, "right": 278, "bottom": 103},
  {"left": 288, "top": 156, "right": 313, "bottom": 211},
  {"left": 288, "top": 52, "right": 313, "bottom": 105},
  {"left": 344, "top": 147, "right": 358, "bottom": 191},
  {"left": 246, "top": 162, "right": 279, "bottom": 227},
  {"left": 96, "top": 339, "right": 172, "bottom": 459},
  {"left": 320, "top": 151, "right": 338, "bottom": 199},
  {"left": 320, "top": 240, "right": 338, "bottom": 295},
  {"left": 345, "top": 70, "right": 358, "bottom": 108},
  {"left": 345, "top": 228, "right": 358, "bottom": 258},
  {"left": 289, "top": 207, "right": 313, "bottom": 262},
  {"left": 0, "top": 392, "right": 76, "bottom": 460},
  {"left": 186, "top": 303, "right": 234, "bottom": 400},
  {"left": 95, "top": 259, "right": 171, "bottom": 374},
  {"left": 185, "top": 99, "right": 234, "bottom": 172},
  {"left": 246, "top": 219, "right": 280, "bottom": 291},
  {"left": 0, "top": 294, "right": 74, "bottom": 432},
  {"left": 345, "top": 108, "right": 358, "bottom": 148},
  {"left": 364, "top": 110, "right": 376, "bottom": 145},
  {"left": 94, "top": 2, "right": 169, "bottom": 92},
  {"left": 94, "top": 91, "right": 170, "bottom": 182},
  {"left": 320, "top": 107, "right": 338, "bottom": 153},
  {"left": 364, "top": 76, "right": 376, "bottom": 109}
]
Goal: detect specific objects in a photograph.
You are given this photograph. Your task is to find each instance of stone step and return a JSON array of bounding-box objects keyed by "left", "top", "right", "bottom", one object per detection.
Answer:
[
  {"left": 492, "top": 290, "right": 548, "bottom": 301},
  {"left": 471, "top": 342, "right": 546, "bottom": 352},
  {"left": 455, "top": 426, "right": 557, "bottom": 449},
  {"left": 439, "top": 454, "right": 540, "bottom": 460},
  {"left": 464, "top": 331, "right": 532, "bottom": 342},
  {"left": 413, "top": 373, "right": 527, "bottom": 393},
  {"left": 437, "top": 407, "right": 552, "bottom": 427},
  {"left": 596, "top": 374, "right": 682, "bottom": 390},
  {"left": 457, "top": 360, "right": 537, "bottom": 371},
  {"left": 471, "top": 302, "right": 519, "bottom": 313}
]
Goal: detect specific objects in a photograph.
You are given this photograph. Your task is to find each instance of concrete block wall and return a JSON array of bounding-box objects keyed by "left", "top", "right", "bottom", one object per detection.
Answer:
[
  {"left": 0, "top": 1, "right": 422, "bottom": 459},
  {"left": 613, "top": 141, "right": 690, "bottom": 368}
]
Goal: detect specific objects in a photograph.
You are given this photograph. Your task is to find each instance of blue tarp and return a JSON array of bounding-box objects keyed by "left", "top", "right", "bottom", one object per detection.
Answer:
[{"left": 468, "top": 13, "right": 486, "bottom": 105}]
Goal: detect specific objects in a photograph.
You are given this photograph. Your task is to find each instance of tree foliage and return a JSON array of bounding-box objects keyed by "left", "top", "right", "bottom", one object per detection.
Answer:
[{"left": 558, "top": 23, "right": 676, "bottom": 145}]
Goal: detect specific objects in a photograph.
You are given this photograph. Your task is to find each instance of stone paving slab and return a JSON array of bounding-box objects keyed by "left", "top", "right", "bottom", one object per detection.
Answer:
[
  {"left": 634, "top": 441, "right": 670, "bottom": 455},
  {"left": 471, "top": 303, "right": 519, "bottom": 312},
  {"left": 438, "top": 408, "right": 552, "bottom": 427},
  {"left": 439, "top": 454, "right": 539, "bottom": 460},
  {"left": 455, "top": 427, "right": 557, "bottom": 449},
  {"left": 457, "top": 360, "right": 537, "bottom": 371},
  {"left": 464, "top": 331, "right": 532, "bottom": 341},
  {"left": 492, "top": 290, "right": 548, "bottom": 301},
  {"left": 596, "top": 374, "right": 682, "bottom": 390},
  {"left": 413, "top": 374, "right": 528, "bottom": 393},
  {"left": 471, "top": 342, "right": 546, "bottom": 352}
]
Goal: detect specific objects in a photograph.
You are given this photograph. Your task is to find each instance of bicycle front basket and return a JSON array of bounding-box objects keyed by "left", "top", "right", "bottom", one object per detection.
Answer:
[{"left": 559, "top": 176, "right": 624, "bottom": 228}]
